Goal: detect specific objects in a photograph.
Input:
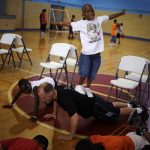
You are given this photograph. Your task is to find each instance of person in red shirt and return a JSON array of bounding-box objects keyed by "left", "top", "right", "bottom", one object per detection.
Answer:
[
  {"left": 0, "top": 135, "right": 48, "bottom": 150},
  {"left": 40, "top": 9, "right": 47, "bottom": 38}
]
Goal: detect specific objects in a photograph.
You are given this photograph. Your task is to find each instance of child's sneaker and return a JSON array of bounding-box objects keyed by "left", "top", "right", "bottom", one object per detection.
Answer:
[
  {"left": 84, "top": 88, "right": 93, "bottom": 98},
  {"left": 75, "top": 85, "right": 85, "bottom": 95}
]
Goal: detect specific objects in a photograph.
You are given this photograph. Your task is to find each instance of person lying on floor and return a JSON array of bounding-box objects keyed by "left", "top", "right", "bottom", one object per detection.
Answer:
[
  {"left": 3, "top": 77, "right": 55, "bottom": 121},
  {"left": 75, "top": 131, "right": 150, "bottom": 150},
  {"left": 0, "top": 135, "right": 49, "bottom": 150},
  {"left": 37, "top": 83, "right": 148, "bottom": 141}
]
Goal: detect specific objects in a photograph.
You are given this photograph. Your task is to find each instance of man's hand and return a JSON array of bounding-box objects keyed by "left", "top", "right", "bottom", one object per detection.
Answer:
[
  {"left": 44, "top": 113, "right": 56, "bottom": 119},
  {"left": 57, "top": 134, "right": 73, "bottom": 142}
]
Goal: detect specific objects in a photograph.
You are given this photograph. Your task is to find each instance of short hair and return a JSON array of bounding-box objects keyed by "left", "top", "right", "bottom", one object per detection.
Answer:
[
  {"left": 33, "top": 135, "right": 48, "bottom": 150},
  {"left": 114, "top": 19, "right": 117, "bottom": 23},
  {"left": 39, "top": 83, "right": 54, "bottom": 94},
  {"left": 18, "top": 79, "right": 31, "bottom": 92},
  {"left": 42, "top": 9, "right": 46, "bottom": 12},
  {"left": 82, "top": 4, "right": 94, "bottom": 12},
  {"left": 75, "top": 139, "right": 105, "bottom": 150}
]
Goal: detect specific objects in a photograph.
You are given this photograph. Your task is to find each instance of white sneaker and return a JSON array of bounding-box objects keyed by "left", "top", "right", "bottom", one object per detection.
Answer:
[
  {"left": 84, "top": 88, "right": 93, "bottom": 98},
  {"left": 75, "top": 85, "right": 85, "bottom": 95}
]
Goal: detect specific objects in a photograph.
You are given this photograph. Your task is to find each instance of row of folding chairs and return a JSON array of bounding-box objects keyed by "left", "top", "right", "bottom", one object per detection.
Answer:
[
  {"left": 0, "top": 33, "right": 32, "bottom": 70},
  {"left": 107, "top": 55, "right": 150, "bottom": 103},
  {"left": 39, "top": 43, "right": 78, "bottom": 86}
]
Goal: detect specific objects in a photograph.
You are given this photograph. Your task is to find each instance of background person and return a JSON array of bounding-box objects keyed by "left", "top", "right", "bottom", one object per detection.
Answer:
[{"left": 0, "top": 135, "right": 49, "bottom": 150}]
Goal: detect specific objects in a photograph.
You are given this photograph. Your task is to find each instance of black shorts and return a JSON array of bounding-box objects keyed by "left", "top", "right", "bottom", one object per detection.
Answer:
[
  {"left": 93, "top": 95, "right": 120, "bottom": 121},
  {"left": 40, "top": 24, "right": 46, "bottom": 32},
  {"left": 116, "top": 33, "right": 121, "bottom": 38}
]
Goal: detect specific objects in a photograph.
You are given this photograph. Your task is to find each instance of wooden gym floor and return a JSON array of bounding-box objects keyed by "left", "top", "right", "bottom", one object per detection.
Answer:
[{"left": 0, "top": 31, "right": 150, "bottom": 150}]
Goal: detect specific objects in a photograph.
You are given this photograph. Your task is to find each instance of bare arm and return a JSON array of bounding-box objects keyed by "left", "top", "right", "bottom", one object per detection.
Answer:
[
  {"left": 57, "top": 113, "right": 79, "bottom": 141},
  {"left": 44, "top": 100, "right": 58, "bottom": 119},
  {"left": 51, "top": 21, "right": 71, "bottom": 26},
  {"left": 143, "top": 131, "right": 150, "bottom": 143},
  {"left": 11, "top": 90, "right": 23, "bottom": 106},
  {"left": 109, "top": 9, "right": 126, "bottom": 20}
]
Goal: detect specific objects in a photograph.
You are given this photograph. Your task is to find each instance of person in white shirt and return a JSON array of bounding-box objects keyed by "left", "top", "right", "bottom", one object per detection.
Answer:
[
  {"left": 51, "top": 4, "right": 126, "bottom": 98},
  {"left": 3, "top": 77, "right": 55, "bottom": 122}
]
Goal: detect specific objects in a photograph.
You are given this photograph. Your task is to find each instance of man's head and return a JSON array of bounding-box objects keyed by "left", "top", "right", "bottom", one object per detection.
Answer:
[
  {"left": 75, "top": 139, "right": 105, "bottom": 150},
  {"left": 18, "top": 79, "right": 32, "bottom": 93},
  {"left": 38, "top": 83, "right": 55, "bottom": 103},
  {"left": 82, "top": 4, "right": 95, "bottom": 21},
  {"left": 33, "top": 135, "right": 48, "bottom": 150}
]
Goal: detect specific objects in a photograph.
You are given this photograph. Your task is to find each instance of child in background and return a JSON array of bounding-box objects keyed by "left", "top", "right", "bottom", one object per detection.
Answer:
[{"left": 68, "top": 15, "right": 75, "bottom": 39}]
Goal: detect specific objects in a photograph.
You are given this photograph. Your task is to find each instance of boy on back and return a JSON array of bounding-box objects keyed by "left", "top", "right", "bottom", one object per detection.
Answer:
[{"left": 52, "top": 4, "right": 125, "bottom": 97}]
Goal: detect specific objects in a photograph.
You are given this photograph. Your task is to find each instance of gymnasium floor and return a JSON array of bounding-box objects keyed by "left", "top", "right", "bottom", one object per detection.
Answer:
[{"left": 0, "top": 30, "right": 150, "bottom": 150}]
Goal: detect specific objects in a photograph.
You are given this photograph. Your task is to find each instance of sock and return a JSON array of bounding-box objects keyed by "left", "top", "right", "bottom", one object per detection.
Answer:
[
  {"left": 136, "top": 108, "right": 142, "bottom": 114},
  {"left": 127, "top": 103, "right": 132, "bottom": 108}
]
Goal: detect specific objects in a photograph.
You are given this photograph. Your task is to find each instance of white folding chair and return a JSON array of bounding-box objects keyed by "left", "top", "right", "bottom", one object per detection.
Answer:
[
  {"left": 65, "top": 44, "right": 78, "bottom": 85},
  {"left": 0, "top": 33, "right": 16, "bottom": 69},
  {"left": 125, "top": 59, "right": 150, "bottom": 103},
  {"left": 107, "top": 56, "right": 147, "bottom": 102},
  {"left": 12, "top": 34, "right": 32, "bottom": 68},
  {"left": 39, "top": 43, "right": 71, "bottom": 84}
]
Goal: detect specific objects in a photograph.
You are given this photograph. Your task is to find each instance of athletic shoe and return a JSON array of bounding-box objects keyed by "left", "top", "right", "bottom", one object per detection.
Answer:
[
  {"left": 75, "top": 85, "right": 85, "bottom": 95},
  {"left": 129, "top": 100, "right": 139, "bottom": 108},
  {"left": 84, "top": 88, "right": 93, "bottom": 98}
]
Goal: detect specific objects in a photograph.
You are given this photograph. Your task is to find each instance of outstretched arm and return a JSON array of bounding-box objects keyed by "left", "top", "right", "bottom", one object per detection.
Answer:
[
  {"left": 57, "top": 113, "right": 79, "bottom": 141},
  {"left": 11, "top": 90, "right": 23, "bottom": 106},
  {"left": 109, "top": 9, "right": 126, "bottom": 20},
  {"left": 51, "top": 21, "right": 71, "bottom": 26}
]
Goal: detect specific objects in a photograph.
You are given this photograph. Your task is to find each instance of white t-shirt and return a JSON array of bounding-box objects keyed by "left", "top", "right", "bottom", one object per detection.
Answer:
[
  {"left": 126, "top": 132, "right": 149, "bottom": 150},
  {"left": 30, "top": 77, "right": 55, "bottom": 89},
  {"left": 71, "top": 16, "right": 109, "bottom": 55}
]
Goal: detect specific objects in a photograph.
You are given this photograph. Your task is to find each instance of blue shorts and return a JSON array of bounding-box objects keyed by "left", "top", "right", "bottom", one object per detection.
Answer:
[{"left": 78, "top": 53, "right": 101, "bottom": 80}]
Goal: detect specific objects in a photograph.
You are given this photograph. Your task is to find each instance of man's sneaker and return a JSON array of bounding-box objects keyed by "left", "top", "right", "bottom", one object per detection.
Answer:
[
  {"left": 84, "top": 88, "right": 93, "bottom": 98},
  {"left": 141, "top": 105, "right": 149, "bottom": 122},
  {"left": 75, "top": 85, "right": 85, "bottom": 95},
  {"left": 129, "top": 100, "right": 139, "bottom": 108}
]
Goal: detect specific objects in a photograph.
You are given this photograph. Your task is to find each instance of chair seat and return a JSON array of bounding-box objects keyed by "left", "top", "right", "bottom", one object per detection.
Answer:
[
  {"left": 40, "top": 62, "right": 63, "bottom": 69},
  {"left": 12, "top": 47, "right": 32, "bottom": 53},
  {"left": 125, "top": 72, "right": 148, "bottom": 83},
  {"left": 0, "top": 49, "right": 9, "bottom": 54},
  {"left": 66, "top": 58, "right": 78, "bottom": 66},
  {"left": 111, "top": 78, "right": 139, "bottom": 89}
]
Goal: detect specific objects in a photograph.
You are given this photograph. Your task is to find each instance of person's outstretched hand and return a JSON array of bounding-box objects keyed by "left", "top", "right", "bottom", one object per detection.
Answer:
[
  {"left": 57, "top": 134, "right": 73, "bottom": 142},
  {"left": 2, "top": 104, "right": 13, "bottom": 109}
]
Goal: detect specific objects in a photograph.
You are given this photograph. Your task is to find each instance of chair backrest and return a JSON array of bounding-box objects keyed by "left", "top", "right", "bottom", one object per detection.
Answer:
[
  {"left": 0, "top": 33, "right": 16, "bottom": 45},
  {"left": 14, "top": 34, "right": 23, "bottom": 46},
  {"left": 49, "top": 43, "right": 70, "bottom": 58},
  {"left": 119, "top": 56, "right": 147, "bottom": 74},
  {"left": 67, "top": 44, "right": 78, "bottom": 59}
]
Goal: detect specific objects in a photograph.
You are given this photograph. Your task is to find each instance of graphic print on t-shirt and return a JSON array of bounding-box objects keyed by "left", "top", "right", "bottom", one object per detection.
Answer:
[{"left": 87, "top": 23, "right": 101, "bottom": 43}]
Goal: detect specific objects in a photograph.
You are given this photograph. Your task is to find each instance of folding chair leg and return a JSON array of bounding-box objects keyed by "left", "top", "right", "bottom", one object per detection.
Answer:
[
  {"left": 39, "top": 68, "right": 45, "bottom": 79},
  {"left": 119, "top": 88, "right": 122, "bottom": 98},
  {"left": 107, "top": 85, "right": 113, "bottom": 101},
  {"left": 70, "top": 65, "right": 77, "bottom": 86},
  {"left": 26, "top": 51, "right": 33, "bottom": 66},
  {"left": 64, "top": 66, "right": 69, "bottom": 86},
  {"left": 18, "top": 52, "right": 24, "bottom": 68},
  {"left": 49, "top": 69, "right": 52, "bottom": 78}
]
